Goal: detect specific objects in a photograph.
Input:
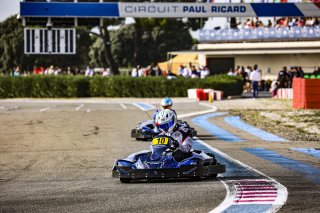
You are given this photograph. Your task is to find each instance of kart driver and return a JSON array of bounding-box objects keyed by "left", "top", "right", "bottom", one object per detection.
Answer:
[
  {"left": 153, "top": 97, "right": 176, "bottom": 121},
  {"left": 155, "top": 109, "right": 193, "bottom": 162},
  {"left": 160, "top": 97, "right": 173, "bottom": 109}
]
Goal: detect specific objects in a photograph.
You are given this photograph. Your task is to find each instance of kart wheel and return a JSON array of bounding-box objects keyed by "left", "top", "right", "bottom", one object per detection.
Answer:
[
  {"left": 191, "top": 176, "right": 202, "bottom": 181},
  {"left": 205, "top": 153, "right": 217, "bottom": 164},
  {"left": 120, "top": 178, "right": 131, "bottom": 183},
  {"left": 136, "top": 138, "right": 148, "bottom": 141},
  {"left": 208, "top": 174, "right": 218, "bottom": 178}
]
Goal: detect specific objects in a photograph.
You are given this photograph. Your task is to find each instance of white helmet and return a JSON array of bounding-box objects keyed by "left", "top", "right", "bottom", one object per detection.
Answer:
[
  {"left": 160, "top": 97, "right": 173, "bottom": 109},
  {"left": 155, "top": 109, "right": 177, "bottom": 133}
]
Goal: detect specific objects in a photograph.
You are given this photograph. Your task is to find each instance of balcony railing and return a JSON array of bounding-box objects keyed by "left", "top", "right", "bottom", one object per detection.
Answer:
[{"left": 199, "top": 26, "right": 320, "bottom": 43}]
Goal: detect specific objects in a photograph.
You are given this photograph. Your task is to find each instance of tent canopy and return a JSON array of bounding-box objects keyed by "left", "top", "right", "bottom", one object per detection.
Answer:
[{"left": 158, "top": 53, "right": 198, "bottom": 75}]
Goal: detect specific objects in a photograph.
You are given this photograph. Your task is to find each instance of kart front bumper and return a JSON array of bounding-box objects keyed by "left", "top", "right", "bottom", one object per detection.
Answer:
[{"left": 112, "top": 164, "right": 226, "bottom": 180}]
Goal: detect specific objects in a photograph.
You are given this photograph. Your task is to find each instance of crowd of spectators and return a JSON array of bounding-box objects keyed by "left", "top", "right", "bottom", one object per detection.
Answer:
[
  {"left": 9, "top": 63, "right": 211, "bottom": 79},
  {"left": 130, "top": 63, "right": 210, "bottom": 79},
  {"left": 177, "top": 64, "right": 210, "bottom": 79},
  {"left": 233, "top": 17, "right": 320, "bottom": 30},
  {"left": 130, "top": 65, "right": 163, "bottom": 77},
  {"left": 10, "top": 66, "right": 111, "bottom": 77},
  {"left": 226, "top": 64, "right": 319, "bottom": 97}
]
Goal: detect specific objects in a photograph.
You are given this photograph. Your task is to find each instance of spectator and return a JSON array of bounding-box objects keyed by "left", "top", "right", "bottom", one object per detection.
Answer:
[
  {"left": 306, "top": 17, "right": 315, "bottom": 26},
  {"left": 54, "top": 67, "right": 61, "bottom": 76},
  {"left": 103, "top": 68, "right": 111, "bottom": 77},
  {"left": 178, "top": 65, "right": 184, "bottom": 76},
  {"left": 235, "top": 65, "right": 241, "bottom": 75},
  {"left": 131, "top": 67, "right": 138, "bottom": 77},
  {"left": 296, "top": 17, "right": 305, "bottom": 27},
  {"left": 227, "top": 68, "right": 235, "bottom": 76},
  {"left": 287, "top": 66, "right": 296, "bottom": 88},
  {"left": 13, "top": 66, "right": 20, "bottom": 76},
  {"left": 249, "top": 64, "right": 262, "bottom": 99},
  {"left": 155, "top": 65, "right": 163, "bottom": 76},
  {"left": 277, "top": 66, "right": 289, "bottom": 88},
  {"left": 240, "top": 68, "right": 249, "bottom": 92},
  {"left": 270, "top": 80, "right": 279, "bottom": 98},
  {"left": 33, "top": 66, "right": 41, "bottom": 75},
  {"left": 48, "top": 65, "right": 55, "bottom": 75},
  {"left": 200, "top": 66, "right": 210, "bottom": 79},
  {"left": 312, "top": 66, "right": 319, "bottom": 75},
  {"left": 137, "top": 65, "right": 146, "bottom": 77},
  {"left": 191, "top": 65, "right": 199, "bottom": 78},
  {"left": 182, "top": 65, "right": 190, "bottom": 78},
  {"left": 149, "top": 65, "right": 157, "bottom": 77},
  {"left": 167, "top": 71, "right": 177, "bottom": 80},
  {"left": 295, "top": 66, "right": 304, "bottom": 78},
  {"left": 287, "top": 17, "right": 296, "bottom": 28},
  {"left": 85, "top": 66, "right": 94, "bottom": 76}
]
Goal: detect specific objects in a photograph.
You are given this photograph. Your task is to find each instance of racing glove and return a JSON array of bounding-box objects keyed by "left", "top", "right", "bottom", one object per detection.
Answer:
[{"left": 171, "top": 138, "right": 180, "bottom": 149}]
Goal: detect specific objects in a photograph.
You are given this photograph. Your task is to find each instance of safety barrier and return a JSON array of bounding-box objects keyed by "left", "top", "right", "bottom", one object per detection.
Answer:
[
  {"left": 188, "top": 89, "right": 223, "bottom": 101},
  {"left": 200, "top": 26, "right": 320, "bottom": 42},
  {"left": 275, "top": 88, "right": 293, "bottom": 99},
  {"left": 293, "top": 78, "right": 320, "bottom": 109}
]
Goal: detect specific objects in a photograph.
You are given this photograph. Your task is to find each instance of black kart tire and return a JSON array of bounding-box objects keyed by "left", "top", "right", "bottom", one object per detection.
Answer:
[
  {"left": 205, "top": 153, "right": 217, "bottom": 165},
  {"left": 136, "top": 138, "right": 149, "bottom": 141},
  {"left": 120, "top": 178, "right": 131, "bottom": 183},
  {"left": 208, "top": 174, "right": 218, "bottom": 178}
]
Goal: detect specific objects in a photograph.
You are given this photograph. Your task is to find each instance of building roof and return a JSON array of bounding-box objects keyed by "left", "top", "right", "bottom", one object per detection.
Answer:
[{"left": 169, "top": 41, "right": 320, "bottom": 55}]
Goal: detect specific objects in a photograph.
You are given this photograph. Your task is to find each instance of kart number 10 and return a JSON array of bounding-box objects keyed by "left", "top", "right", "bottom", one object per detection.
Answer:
[{"left": 152, "top": 137, "right": 169, "bottom": 146}]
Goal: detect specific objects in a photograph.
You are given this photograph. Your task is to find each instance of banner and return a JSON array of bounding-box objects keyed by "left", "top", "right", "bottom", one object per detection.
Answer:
[{"left": 20, "top": 2, "right": 320, "bottom": 18}]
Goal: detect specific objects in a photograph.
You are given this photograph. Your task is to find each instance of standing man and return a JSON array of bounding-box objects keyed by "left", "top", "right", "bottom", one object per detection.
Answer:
[
  {"left": 277, "top": 66, "right": 289, "bottom": 88},
  {"left": 250, "top": 64, "right": 262, "bottom": 98}
]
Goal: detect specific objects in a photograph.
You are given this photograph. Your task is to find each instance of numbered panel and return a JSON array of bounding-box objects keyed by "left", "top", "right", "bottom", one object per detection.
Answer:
[{"left": 24, "top": 28, "right": 76, "bottom": 54}]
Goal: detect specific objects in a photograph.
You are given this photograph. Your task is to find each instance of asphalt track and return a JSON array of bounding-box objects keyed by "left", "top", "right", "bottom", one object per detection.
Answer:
[{"left": 0, "top": 99, "right": 319, "bottom": 213}]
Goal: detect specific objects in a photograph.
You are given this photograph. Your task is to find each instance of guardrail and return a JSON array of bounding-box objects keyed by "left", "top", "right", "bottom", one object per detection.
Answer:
[{"left": 199, "top": 26, "right": 320, "bottom": 42}]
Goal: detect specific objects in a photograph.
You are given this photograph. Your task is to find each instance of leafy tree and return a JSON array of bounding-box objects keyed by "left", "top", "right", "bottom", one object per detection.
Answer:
[
  {"left": 120, "top": 0, "right": 207, "bottom": 66},
  {"left": 0, "top": 15, "right": 24, "bottom": 74}
]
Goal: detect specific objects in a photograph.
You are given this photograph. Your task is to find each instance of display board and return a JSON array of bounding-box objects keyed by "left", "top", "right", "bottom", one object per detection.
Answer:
[{"left": 24, "top": 28, "right": 76, "bottom": 54}]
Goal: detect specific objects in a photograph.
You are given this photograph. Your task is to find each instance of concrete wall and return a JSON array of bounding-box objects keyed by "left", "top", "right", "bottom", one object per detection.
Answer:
[
  {"left": 198, "top": 53, "right": 207, "bottom": 68},
  {"left": 235, "top": 53, "right": 320, "bottom": 78}
]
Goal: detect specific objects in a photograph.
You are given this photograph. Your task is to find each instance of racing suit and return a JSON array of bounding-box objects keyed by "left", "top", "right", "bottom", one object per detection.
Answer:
[
  {"left": 169, "top": 124, "right": 193, "bottom": 153},
  {"left": 159, "top": 123, "right": 193, "bottom": 162}
]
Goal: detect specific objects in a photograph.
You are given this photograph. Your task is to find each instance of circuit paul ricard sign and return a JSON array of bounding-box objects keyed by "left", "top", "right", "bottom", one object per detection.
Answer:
[{"left": 20, "top": 2, "right": 320, "bottom": 18}]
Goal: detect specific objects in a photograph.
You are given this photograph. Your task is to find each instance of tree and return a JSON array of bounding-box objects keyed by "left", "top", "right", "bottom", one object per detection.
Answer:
[
  {"left": 119, "top": 0, "right": 207, "bottom": 66},
  {"left": 100, "top": 19, "right": 193, "bottom": 68},
  {"left": 0, "top": 15, "right": 24, "bottom": 74}
]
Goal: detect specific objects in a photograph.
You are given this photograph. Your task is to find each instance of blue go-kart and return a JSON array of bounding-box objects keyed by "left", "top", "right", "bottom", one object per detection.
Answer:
[{"left": 112, "top": 135, "right": 226, "bottom": 183}]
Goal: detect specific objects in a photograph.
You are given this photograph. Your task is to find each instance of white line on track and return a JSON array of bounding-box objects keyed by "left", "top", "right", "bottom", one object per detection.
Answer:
[
  {"left": 120, "top": 103, "right": 127, "bottom": 109},
  {"left": 40, "top": 107, "right": 50, "bottom": 112},
  {"left": 86, "top": 109, "right": 91, "bottom": 113},
  {"left": 131, "top": 103, "right": 155, "bottom": 111},
  {"left": 199, "top": 102, "right": 216, "bottom": 109},
  {"left": 194, "top": 138, "right": 288, "bottom": 213},
  {"left": 178, "top": 103, "right": 217, "bottom": 119},
  {"left": 75, "top": 104, "right": 84, "bottom": 111}
]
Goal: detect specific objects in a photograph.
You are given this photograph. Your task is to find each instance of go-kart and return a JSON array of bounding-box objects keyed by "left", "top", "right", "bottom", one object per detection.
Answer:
[
  {"left": 112, "top": 135, "right": 226, "bottom": 183},
  {"left": 131, "top": 120, "right": 197, "bottom": 140}
]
